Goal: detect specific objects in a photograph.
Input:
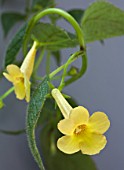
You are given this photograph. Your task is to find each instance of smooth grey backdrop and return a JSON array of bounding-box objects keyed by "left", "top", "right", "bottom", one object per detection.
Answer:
[{"left": 0, "top": 0, "right": 124, "bottom": 170}]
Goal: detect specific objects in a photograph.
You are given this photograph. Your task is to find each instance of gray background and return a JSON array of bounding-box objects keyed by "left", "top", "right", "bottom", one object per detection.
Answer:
[{"left": 0, "top": 0, "right": 124, "bottom": 170}]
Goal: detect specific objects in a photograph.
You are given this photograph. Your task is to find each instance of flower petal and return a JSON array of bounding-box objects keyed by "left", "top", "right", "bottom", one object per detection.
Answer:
[
  {"left": 80, "top": 133, "right": 107, "bottom": 155},
  {"left": 88, "top": 112, "right": 110, "bottom": 134},
  {"left": 58, "top": 119, "right": 76, "bottom": 135},
  {"left": 6, "top": 64, "right": 23, "bottom": 77},
  {"left": 24, "top": 76, "right": 31, "bottom": 102},
  {"left": 20, "top": 41, "right": 37, "bottom": 79},
  {"left": 14, "top": 82, "right": 25, "bottom": 100},
  {"left": 57, "top": 136, "right": 80, "bottom": 154},
  {"left": 3, "top": 72, "right": 13, "bottom": 82},
  {"left": 70, "top": 106, "right": 89, "bottom": 125}
]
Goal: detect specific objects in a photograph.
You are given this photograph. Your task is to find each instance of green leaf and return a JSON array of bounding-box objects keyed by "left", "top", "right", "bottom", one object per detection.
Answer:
[
  {"left": 40, "top": 125, "right": 97, "bottom": 170},
  {"left": 31, "top": 23, "right": 78, "bottom": 51},
  {"left": 1, "top": 12, "right": 26, "bottom": 37},
  {"left": 26, "top": 77, "right": 49, "bottom": 170},
  {"left": 68, "top": 9, "right": 84, "bottom": 24},
  {"left": 4, "top": 24, "right": 27, "bottom": 67},
  {"left": 81, "top": 1, "right": 124, "bottom": 43},
  {"left": 32, "top": 0, "right": 55, "bottom": 11}
]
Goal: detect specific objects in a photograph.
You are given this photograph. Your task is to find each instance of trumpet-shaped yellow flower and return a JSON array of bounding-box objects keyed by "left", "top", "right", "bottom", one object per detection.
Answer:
[
  {"left": 51, "top": 88, "right": 110, "bottom": 155},
  {"left": 3, "top": 41, "right": 38, "bottom": 102}
]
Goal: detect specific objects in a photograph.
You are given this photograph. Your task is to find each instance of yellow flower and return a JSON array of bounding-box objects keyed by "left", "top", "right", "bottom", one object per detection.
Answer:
[
  {"left": 3, "top": 41, "right": 38, "bottom": 102},
  {"left": 51, "top": 88, "right": 110, "bottom": 155}
]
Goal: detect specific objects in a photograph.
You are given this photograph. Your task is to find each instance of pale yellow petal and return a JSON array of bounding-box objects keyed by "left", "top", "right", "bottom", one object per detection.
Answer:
[
  {"left": 70, "top": 106, "right": 89, "bottom": 126},
  {"left": 88, "top": 112, "right": 110, "bottom": 134},
  {"left": 80, "top": 133, "right": 107, "bottom": 155},
  {"left": 3, "top": 72, "right": 13, "bottom": 82},
  {"left": 58, "top": 119, "right": 76, "bottom": 135},
  {"left": 57, "top": 136, "right": 80, "bottom": 154},
  {"left": 14, "top": 82, "right": 25, "bottom": 100},
  {"left": 24, "top": 76, "right": 31, "bottom": 102},
  {"left": 6, "top": 64, "right": 23, "bottom": 77}
]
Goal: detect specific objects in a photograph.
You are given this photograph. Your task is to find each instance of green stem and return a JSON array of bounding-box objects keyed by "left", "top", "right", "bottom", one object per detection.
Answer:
[
  {"left": 0, "top": 87, "right": 14, "bottom": 100},
  {"left": 58, "top": 51, "right": 84, "bottom": 91},
  {"left": 33, "top": 47, "right": 45, "bottom": 75},
  {"left": 49, "top": 55, "right": 78, "bottom": 79},
  {"left": 46, "top": 51, "right": 51, "bottom": 75},
  {"left": 23, "top": 8, "right": 85, "bottom": 55},
  {"left": 49, "top": 64, "right": 65, "bottom": 79},
  {"left": 65, "top": 53, "right": 87, "bottom": 86},
  {"left": 51, "top": 75, "right": 62, "bottom": 80}
]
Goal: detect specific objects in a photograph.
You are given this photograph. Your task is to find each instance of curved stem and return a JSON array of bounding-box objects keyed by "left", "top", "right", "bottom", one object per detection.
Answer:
[
  {"left": 49, "top": 53, "right": 80, "bottom": 79},
  {"left": 65, "top": 53, "right": 88, "bottom": 87},
  {"left": 49, "top": 64, "right": 65, "bottom": 79},
  {"left": 23, "top": 8, "right": 85, "bottom": 55},
  {"left": 58, "top": 51, "right": 85, "bottom": 91}
]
